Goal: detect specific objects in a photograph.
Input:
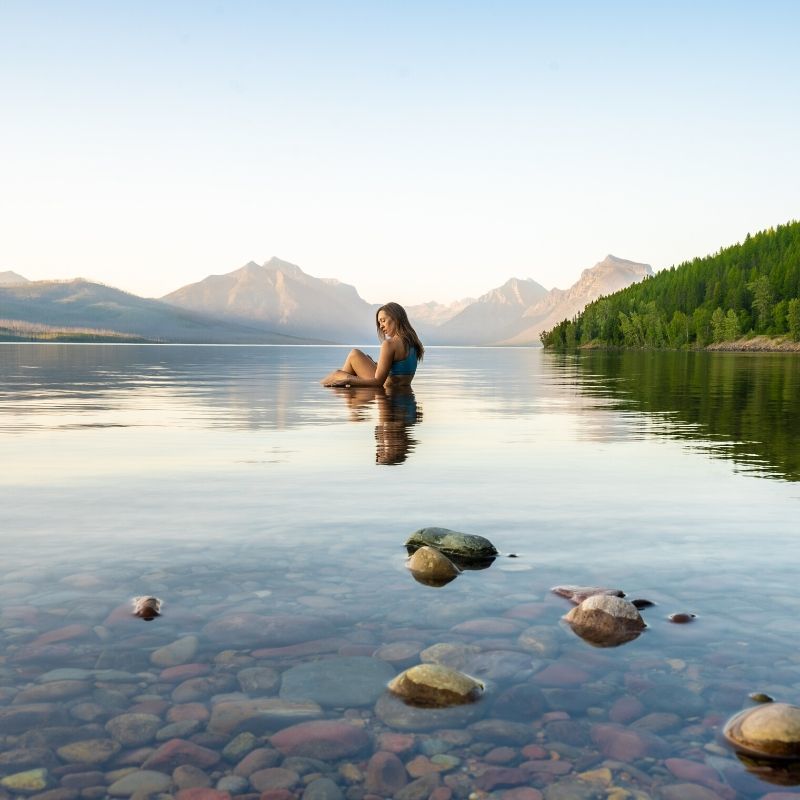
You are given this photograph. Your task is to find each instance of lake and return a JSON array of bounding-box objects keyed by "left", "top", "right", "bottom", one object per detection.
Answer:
[{"left": 1, "top": 343, "right": 799, "bottom": 800}]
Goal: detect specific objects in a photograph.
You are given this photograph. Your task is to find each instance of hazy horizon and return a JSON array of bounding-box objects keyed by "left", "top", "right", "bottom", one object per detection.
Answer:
[{"left": 2, "top": 1, "right": 798, "bottom": 306}]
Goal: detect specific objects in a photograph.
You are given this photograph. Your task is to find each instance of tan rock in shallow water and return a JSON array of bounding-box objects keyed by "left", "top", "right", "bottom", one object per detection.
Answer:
[
  {"left": 388, "top": 664, "right": 483, "bottom": 708},
  {"left": 724, "top": 703, "right": 800, "bottom": 759},
  {"left": 406, "top": 546, "right": 461, "bottom": 587},
  {"left": 564, "top": 594, "right": 645, "bottom": 648}
]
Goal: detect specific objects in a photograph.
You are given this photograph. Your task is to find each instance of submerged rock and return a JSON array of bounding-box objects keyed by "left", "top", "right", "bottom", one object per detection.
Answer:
[
  {"left": 405, "top": 527, "right": 497, "bottom": 568},
  {"left": 563, "top": 594, "right": 645, "bottom": 647},
  {"left": 724, "top": 702, "right": 800, "bottom": 759},
  {"left": 551, "top": 585, "right": 624, "bottom": 605},
  {"left": 279, "top": 656, "right": 396, "bottom": 707},
  {"left": 388, "top": 663, "right": 483, "bottom": 708},
  {"left": 668, "top": 612, "right": 696, "bottom": 624},
  {"left": 374, "top": 692, "right": 481, "bottom": 731},
  {"left": 406, "top": 546, "right": 461, "bottom": 587},
  {"left": 132, "top": 596, "right": 162, "bottom": 620},
  {"left": 270, "top": 720, "right": 371, "bottom": 759}
]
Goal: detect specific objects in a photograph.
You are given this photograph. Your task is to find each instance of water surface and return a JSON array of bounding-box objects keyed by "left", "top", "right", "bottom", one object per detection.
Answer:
[{"left": 1, "top": 344, "right": 799, "bottom": 799}]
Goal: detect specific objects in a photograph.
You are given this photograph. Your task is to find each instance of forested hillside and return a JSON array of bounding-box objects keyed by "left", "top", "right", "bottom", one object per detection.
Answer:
[{"left": 541, "top": 222, "right": 800, "bottom": 349}]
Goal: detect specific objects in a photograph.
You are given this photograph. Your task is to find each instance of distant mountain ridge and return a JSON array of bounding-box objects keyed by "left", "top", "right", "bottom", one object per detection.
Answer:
[
  {"left": 0, "top": 279, "right": 319, "bottom": 344},
  {"left": 162, "top": 257, "right": 376, "bottom": 343},
  {"left": 1, "top": 254, "right": 652, "bottom": 345},
  {"left": 0, "top": 270, "right": 29, "bottom": 286}
]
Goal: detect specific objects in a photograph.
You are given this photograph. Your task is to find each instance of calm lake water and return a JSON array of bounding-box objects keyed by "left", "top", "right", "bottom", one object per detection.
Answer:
[{"left": 1, "top": 344, "right": 799, "bottom": 799}]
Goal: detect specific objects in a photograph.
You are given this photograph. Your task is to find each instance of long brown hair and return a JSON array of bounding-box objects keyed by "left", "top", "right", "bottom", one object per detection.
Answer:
[{"left": 376, "top": 302, "right": 424, "bottom": 361}]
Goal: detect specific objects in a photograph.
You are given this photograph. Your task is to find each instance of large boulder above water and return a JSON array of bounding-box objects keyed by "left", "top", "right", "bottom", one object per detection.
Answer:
[
  {"left": 405, "top": 527, "right": 497, "bottom": 569},
  {"left": 564, "top": 594, "right": 645, "bottom": 648},
  {"left": 406, "top": 546, "right": 461, "bottom": 587},
  {"left": 724, "top": 703, "right": 800, "bottom": 759},
  {"left": 388, "top": 663, "right": 483, "bottom": 708}
]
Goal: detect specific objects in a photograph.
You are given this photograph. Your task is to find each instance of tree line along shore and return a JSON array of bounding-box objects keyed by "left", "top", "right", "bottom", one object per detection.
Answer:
[{"left": 541, "top": 221, "right": 800, "bottom": 351}]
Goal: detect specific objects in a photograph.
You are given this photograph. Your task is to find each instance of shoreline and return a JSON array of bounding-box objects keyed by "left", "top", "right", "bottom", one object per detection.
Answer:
[{"left": 567, "top": 335, "right": 800, "bottom": 353}]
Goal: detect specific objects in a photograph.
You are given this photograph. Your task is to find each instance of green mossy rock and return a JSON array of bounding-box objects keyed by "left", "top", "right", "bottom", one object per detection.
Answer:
[{"left": 405, "top": 527, "right": 497, "bottom": 568}]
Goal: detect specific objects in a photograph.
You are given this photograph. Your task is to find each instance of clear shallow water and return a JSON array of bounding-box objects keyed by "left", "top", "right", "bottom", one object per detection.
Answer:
[{"left": 1, "top": 344, "right": 799, "bottom": 799}]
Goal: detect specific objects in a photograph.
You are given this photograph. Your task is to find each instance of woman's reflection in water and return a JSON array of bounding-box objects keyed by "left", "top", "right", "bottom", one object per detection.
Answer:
[{"left": 332, "top": 386, "right": 422, "bottom": 464}]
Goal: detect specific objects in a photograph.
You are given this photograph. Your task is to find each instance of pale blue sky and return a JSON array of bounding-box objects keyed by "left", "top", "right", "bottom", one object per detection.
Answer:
[{"left": 2, "top": 1, "right": 798, "bottom": 305}]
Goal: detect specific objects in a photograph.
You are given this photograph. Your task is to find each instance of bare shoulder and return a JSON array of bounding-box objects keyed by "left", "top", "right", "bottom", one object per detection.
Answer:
[{"left": 383, "top": 338, "right": 404, "bottom": 358}]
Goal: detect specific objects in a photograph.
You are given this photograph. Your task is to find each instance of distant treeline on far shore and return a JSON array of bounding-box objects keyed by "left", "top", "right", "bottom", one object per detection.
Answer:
[
  {"left": 541, "top": 221, "right": 800, "bottom": 350},
  {"left": 0, "top": 319, "right": 152, "bottom": 343}
]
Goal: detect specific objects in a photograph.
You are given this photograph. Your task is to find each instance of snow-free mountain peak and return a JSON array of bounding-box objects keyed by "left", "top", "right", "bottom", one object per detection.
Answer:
[{"left": 0, "top": 270, "right": 30, "bottom": 286}]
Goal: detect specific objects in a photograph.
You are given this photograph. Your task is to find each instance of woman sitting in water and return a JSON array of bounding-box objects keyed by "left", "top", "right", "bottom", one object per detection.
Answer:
[{"left": 321, "top": 302, "right": 424, "bottom": 388}]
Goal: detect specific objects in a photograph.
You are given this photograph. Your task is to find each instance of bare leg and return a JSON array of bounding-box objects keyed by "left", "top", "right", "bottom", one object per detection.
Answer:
[{"left": 340, "top": 349, "right": 377, "bottom": 379}]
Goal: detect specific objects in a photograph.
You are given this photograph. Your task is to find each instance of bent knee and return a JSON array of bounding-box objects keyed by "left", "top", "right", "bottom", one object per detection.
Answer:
[{"left": 349, "top": 348, "right": 364, "bottom": 358}]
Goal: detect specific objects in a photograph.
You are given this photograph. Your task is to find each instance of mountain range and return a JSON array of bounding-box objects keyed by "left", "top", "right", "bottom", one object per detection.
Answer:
[{"left": 0, "top": 255, "right": 652, "bottom": 345}]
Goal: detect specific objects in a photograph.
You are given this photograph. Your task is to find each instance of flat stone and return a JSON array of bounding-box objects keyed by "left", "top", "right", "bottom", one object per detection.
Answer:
[
  {"left": 168, "top": 702, "right": 210, "bottom": 723},
  {"left": 150, "top": 636, "right": 199, "bottom": 668},
  {"left": 517, "top": 626, "right": 560, "bottom": 658},
  {"left": 156, "top": 719, "right": 201, "bottom": 740},
  {"left": 142, "top": 738, "right": 221, "bottom": 771},
  {"left": 173, "top": 764, "right": 212, "bottom": 789},
  {"left": 542, "top": 779, "right": 597, "bottom": 800},
  {"left": 0, "top": 703, "right": 67, "bottom": 733},
  {"left": 105, "top": 713, "right": 162, "bottom": 745},
  {"left": 60, "top": 771, "right": 105, "bottom": 790},
  {"left": 107, "top": 769, "right": 171, "bottom": 796},
  {"left": 215, "top": 776, "right": 247, "bottom": 795},
  {"left": 420, "top": 643, "right": 481, "bottom": 670},
  {"left": 533, "top": 662, "right": 590, "bottom": 687},
  {"left": 590, "top": 723, "right": 667, "bottom": 760},
  {"left": 388, "top": 664, "right": 483, "bottom": 708},
  {"left": 466, "top": 649, "right": 534, "bottom": 681},
  {"left": 280, "top": 657, "right": 396, "bottom": 708},
  {"left": 208, "top": 698, "right": 322, "bottom": 735},
  {"left": 374, "top": 692, "right": 481, "bottom": 731},
  {"left": 160, "top": 663, "right": 211, "bottom": 682},
  {"left": 32, "top": 624, "right": 93, "bottom": 646},
  {"left": 365, "top": 751, "right": 408, "bottom": 794},
  {"left": 14, "top": 681, "right": 90, "bottom": 703},
  {"left": 202, "top": 613, "right": 326, "bottom": 647},
  {"left": 171, "top": 674, "right": 237, "bottom": 703},
  {"left": 0, "top": 747, "right": 57, "bottom": 771},
  {"left": 1, "top": 768, "right": 49, "bottom": 792},
  {"left": 232, "top": 747, "right": 281, "bottom": 777},
  {"left": 452, "top": 617, "right": 520, "bottom": 636},
  {"left": 222, "top": 731, "right": 257, "bottom": 762},
  {"left": 236, "top": 666, "right": 280, "bottom": 694},
  {"left": 475, "top": 767, "right": 530, "bottom": 791},
  {"left": 302, "top": 777, "right": 344, "bottom": 800},
  {"left": 56, "top": 739, "right": 121, "bottom": 765},
  {"left": 270, "top": 720, "right": 371, "bottom": 759},
  {"left": 375, "top": 641, "right": 424, "bottom": 663},
  {"left": 37, "top": 669, "right": 93, "bottom": 683},
  {"left": 470, "top": 719, "right": 533, "bottom": 745},
  {"left": 249, "top": 767, "right": 299, "bottom": 792},
  {"left": 659, "top": 785, "right": 727, "bottom": 800},
  {"left": 176, "top": 790, "right": 231, "bottom": 800},
  {"left": 491, "top": 684, "right": 546, "bottom": 721}
]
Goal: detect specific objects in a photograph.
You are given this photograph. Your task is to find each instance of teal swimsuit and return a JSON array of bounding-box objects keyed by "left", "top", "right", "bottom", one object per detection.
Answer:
[{"left": 389, "top": 345, "right": 418, "bottom": 376}]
